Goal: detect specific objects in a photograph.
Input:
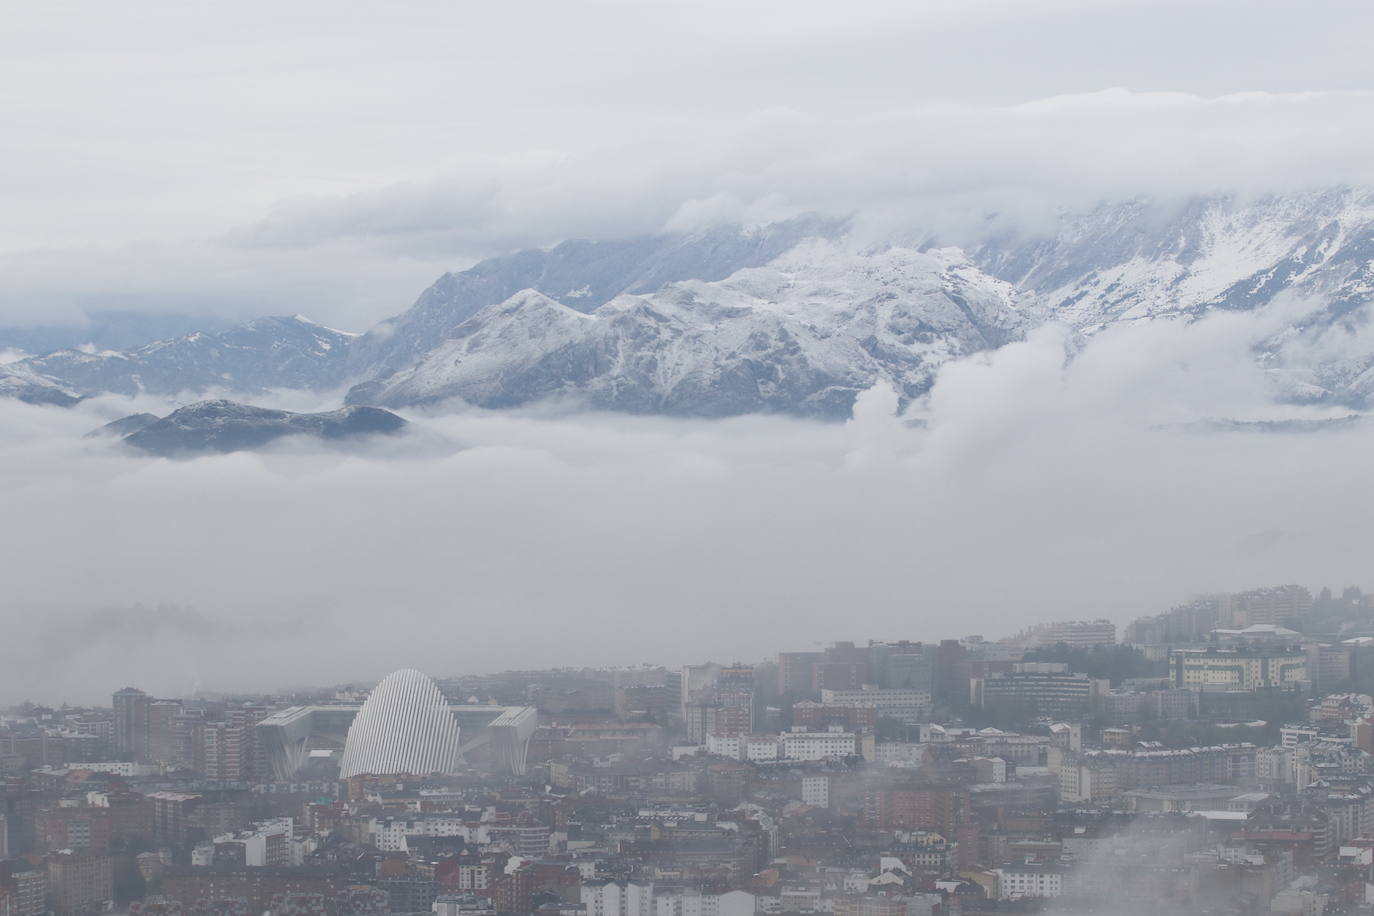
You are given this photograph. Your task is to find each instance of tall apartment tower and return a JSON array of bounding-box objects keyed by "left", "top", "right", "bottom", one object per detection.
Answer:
[
  {"left": 777, "top": 652, "right": 822, "bottom": 696},
  {"left": 148, "top": 700, "right": 184, "bottom": 765},
  {"left": 112, "top": 688, "right": 152, "bottom": 760}
]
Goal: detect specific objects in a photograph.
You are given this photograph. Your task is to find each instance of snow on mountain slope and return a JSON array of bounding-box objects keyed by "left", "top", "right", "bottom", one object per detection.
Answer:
[
  {"left": 14, "top": 315, "right": 355, "bottom": 398},
  {"left": 0, "top": 362, "right": 82, "bottom": 406},
  {"left": 969, "top": 188, "right": 1374, "bottom": 404},
  {"left": 8, "top": 190, "right": 1374, "bottom": 417},
  {"left": 345, "top": 215, "right": 847, "bottom": 380},
  {"left": 350, "top": 188, "right": 1374, "bottom": 417},
  {"left": 972, "top": 188, "right": 1374, "bottom": 330},
  {"left": 349, "top": 241, "right": 1024, "bottom": 419}
]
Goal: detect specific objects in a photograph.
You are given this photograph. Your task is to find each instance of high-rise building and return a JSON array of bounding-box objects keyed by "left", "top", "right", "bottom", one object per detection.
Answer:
[
  {"left": 112, "top": 688, "right": 151, "bottom": 760},
  {"left": 148, "top": 792, "right": 203, "bottom": 847},
  {"left": 0, "top": 868, "right": 46, "bottom": 916},
  {"left": 45, "top": 852, "right": 113, "bottom": 916},
  {"left": 147, "top": 700, "right": 183, "bottom": 765},
  {"left": 172, "top": 709, "right": 206, "bottom": 772},
  {"left": 192, "top": 706, "right": 267, "bottom": 782},
  {"left": 683, "top": 666, "right": 754, "bottom": 742},
  {"left": 680, "top": 663, "right": 721, "bottom": 716},
  {"left": 777, "top": 652, "right": 822, "bottom": 695},
  {"left": 35, "top": 807, "right": 112, "bottom": 855},
  {"left": 715, "top": 666, "right": 755, "bottom": 724},
  {"left": 869, "top": 641, "right": 935, "bottom": 691},
  {"left": 932, "top": 640, "right": 969, "bottom": 705},
  {"left": 228, "top": 705, "right": 268, "bottom": 782},
  {"left": 1124, "top": 597, "right": 1225, "bottom": 658},
  {"left": 0, "top": 788, "right": 42, "bottom": 856},
  {"left": 88, "top": 790, "right": 154, "bottom": 847},
  {"left": 813, "top": 642, "right": 870, "bottom": 691},
  {"left": 1227, "top": 586, "right": 1314, "bottom": 627},
  {"left": 1305, "top": 643, "right": 1353, "bottom": 690}
]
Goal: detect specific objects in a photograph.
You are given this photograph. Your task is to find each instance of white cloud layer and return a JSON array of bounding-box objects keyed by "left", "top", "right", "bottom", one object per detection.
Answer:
[
  {"left": 2, "top": 1, "right": 1373, "bottom": 330},
  {"left": 2, "top": 304, "right": 1371, "bottom": 704}
]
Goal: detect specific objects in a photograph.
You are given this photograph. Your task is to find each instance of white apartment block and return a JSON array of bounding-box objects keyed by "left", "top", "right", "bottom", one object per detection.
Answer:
[
  {"left": 780, "top": 729, "right": 857, "bottom": 761},
  {"left": 369, "top": 816, "right": 486, "bottom": 853},
  {"left": 801, "top": 776, "right": 830, "bottom": 808},
  {"left": 708, "top": 731, "right": 849, "bottom": 762},
  {"left": 1256, "top": 747, "right": 1296, "bottom": 784},
  {"left": 654, "top": 890, "right": 754, "bottom": 916},
  {"left": 820, "top": 688, "right": 931, "bottom": 723},
  {"left": 994, "top": 866, "right": 1065, "bottom": 900},
  {"left": 583, "top": 881, "right": 654, "bottom": 916}
]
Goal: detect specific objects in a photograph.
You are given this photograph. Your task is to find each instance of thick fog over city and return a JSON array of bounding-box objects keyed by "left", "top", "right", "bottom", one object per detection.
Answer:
[{"left": 2, "top": 301, "right": 1372, "bottom": 702}]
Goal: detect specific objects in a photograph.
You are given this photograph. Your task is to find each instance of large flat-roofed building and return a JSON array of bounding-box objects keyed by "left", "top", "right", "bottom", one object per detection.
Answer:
[
  {"left": 779, "top": 729, "right": 857, "bottom": 761},
  {"left": 970, "top": 664, "right": 1107, "bottom": 717},
  {"left": 819, "top": 687, "right": 931, "bottom": 724},
  {"left": 1170, "top": 646, "right": 1309, "bottom": 691},
  {"left": 1226, "top": 585, "right": 1313, "bottom": 627},
  {"left": 1010, "top": 620, "right": 1118, "bottom": 649},
  {"left": 1053, "top": 744, "right": 1257, "bottom": 801},
  {"left": 257, "top": 672, "right": 537, "bottom": 779}
]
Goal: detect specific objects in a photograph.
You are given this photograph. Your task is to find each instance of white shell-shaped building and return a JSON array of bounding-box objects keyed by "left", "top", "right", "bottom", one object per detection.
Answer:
[{"left": 338, "top": 668, "right": 462, "bottom": 778}]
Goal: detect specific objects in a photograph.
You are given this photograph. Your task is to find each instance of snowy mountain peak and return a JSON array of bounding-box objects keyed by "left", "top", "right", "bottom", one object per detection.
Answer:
[
  {"left": 11, "top": 314, "right": 356, "bottom": 397},
  {"left": 10, "top": 191, "right": 1374, "bottom": 418},
  {"left": 971, "top": 188, "right": 1374, "bottom": 330},
  {"left": 343, "top": 215, "right": 849, "bottom": 380},
  {"left": 347, "top": 240, "right": 1024, "bottom": 418}
]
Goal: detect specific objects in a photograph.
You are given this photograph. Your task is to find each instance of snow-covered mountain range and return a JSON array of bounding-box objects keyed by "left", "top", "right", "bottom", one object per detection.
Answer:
[
  {"left": 7, "top": 188, "right": 1374, "bottom": 418},
  {"left": 972, "top": 188, "right": 1374, "bottom": 325},
  {"left": 347, "top": 243, "right": 1022, "bottom": 417},
  {"left": 344, "top": 214, "right": 847, "bottom": 382},
  {"left": 11, "top": 315, "right": 354, "bottom": 398}
]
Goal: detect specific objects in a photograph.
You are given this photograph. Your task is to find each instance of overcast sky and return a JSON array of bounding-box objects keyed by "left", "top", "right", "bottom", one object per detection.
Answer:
[{"left": 4, "top": 0, "right": 1374, "bottom": 331}]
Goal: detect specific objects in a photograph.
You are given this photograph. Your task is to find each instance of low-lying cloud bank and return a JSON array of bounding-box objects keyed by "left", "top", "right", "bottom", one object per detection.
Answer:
[
  {"left": 6, "top": 88, "right": 1374, "bottom": 332},
  {"left": 2, "top": 304, "right": 1371, "bottom": 704}
]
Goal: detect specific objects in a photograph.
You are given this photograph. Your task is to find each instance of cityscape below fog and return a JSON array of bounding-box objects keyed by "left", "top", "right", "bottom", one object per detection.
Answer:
[
  {"left": 5, "top": 4, "right": 1371, "bottom": 916},
  {"left": 3, "top": 584, "right": 1374, "bottom": 916}
]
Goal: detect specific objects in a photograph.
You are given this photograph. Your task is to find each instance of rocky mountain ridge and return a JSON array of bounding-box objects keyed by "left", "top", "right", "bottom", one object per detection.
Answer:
[
  {"left": 7, "top": 189, "right": 1374, "bottom": 417},
  {"left": 349, "top": 242, "right": 1023, "bottom": 418},
  {"left": 110, "top": 400, "right": 406, "bottom": 457}
]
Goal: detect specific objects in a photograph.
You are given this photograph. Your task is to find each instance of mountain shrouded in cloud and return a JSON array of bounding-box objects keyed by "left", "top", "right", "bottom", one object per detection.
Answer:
[
  {"left": 6, "top": 190, "right": 1374, "bottom": 419},
  {"left": 2, "top": 300, "right": 1371, "bottom": 704},
  {"left": 4, "top": 0, "right": 1374, "bottom": 703},
  {"left": 3, "top": 0, "right": 1374, "bottom": 331}
]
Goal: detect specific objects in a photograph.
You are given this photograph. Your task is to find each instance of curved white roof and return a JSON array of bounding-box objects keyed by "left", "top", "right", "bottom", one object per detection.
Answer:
[{"left": 338, "top": 668, "right": 462, "bottom": 778}]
